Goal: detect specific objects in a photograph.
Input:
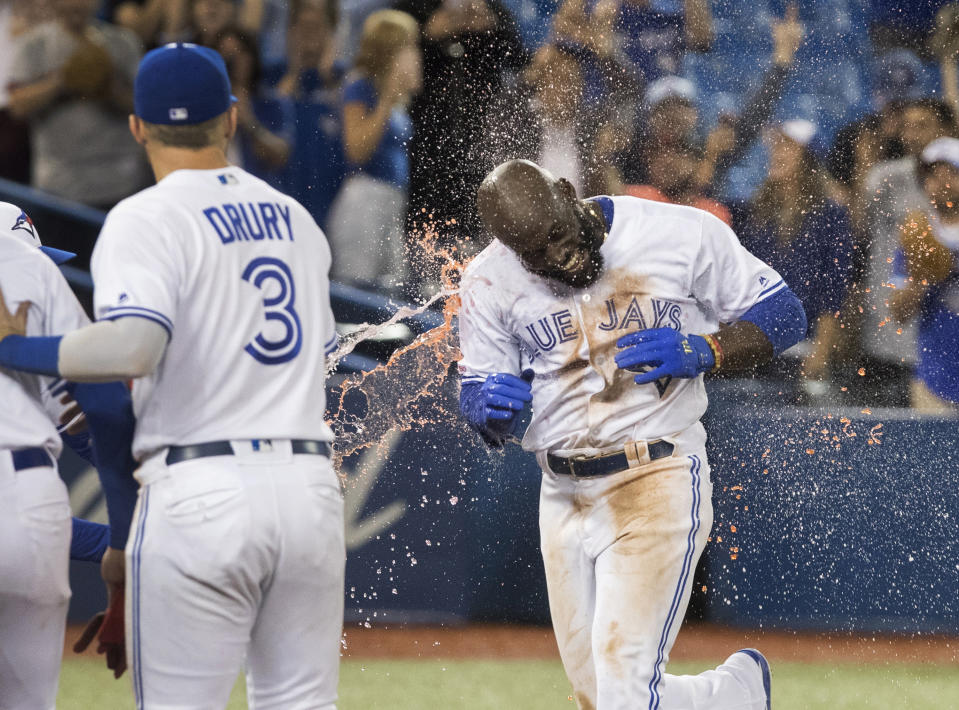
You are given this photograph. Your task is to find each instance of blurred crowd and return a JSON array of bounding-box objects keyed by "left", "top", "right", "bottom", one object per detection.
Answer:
[{"left": 2, "top": 0, "right": 959, "bottom": 411}]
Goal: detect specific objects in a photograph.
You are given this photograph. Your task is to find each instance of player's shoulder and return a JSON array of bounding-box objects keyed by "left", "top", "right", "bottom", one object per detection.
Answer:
[
  {"left": 604, "top": 195, "right": 715, "bottom": 255},
  {"left": 606, "top": 194, "right": 711, "bottom": 227},
  {"left": 0, "top": 233, "right": 46, "bottom": 262},
  {"left": 0, "top": 235, "right": 58, "bottom": 288},
  {"left": 462, "top": 240, "right": 516, "bottom": 281}
]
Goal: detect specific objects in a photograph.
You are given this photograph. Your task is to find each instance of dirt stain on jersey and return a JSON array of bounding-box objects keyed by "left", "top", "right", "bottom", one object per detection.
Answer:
[{"left": 580, "top": 270, "right": 652, "bottom": 413}]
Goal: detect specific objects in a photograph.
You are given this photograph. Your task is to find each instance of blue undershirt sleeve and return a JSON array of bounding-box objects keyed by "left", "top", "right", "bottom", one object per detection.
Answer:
[
  {"left": 61, "top": 430, "right": 96, "bottom": 466},
  {"left": 739, "top": 286, "right": 808, "bottom": 357},
  {"left": 71, "top": 382, "right": 139, "bottom": 551},
  {"left": 0, "top": 335, "right": 61, "bottom": 376},
  {"left": 70, "top": 518, "right": 110, "bottom": 563}
]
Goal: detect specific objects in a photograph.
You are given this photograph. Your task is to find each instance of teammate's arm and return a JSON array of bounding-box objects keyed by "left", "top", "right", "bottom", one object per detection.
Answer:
[{"left": 0, "top": 289, "right": 168, "bottom": 381}]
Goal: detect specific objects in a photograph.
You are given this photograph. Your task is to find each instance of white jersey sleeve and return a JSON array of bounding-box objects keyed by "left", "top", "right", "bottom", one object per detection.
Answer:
[
  {"left": 689, "top": 212, "right": 786, "bottom": 323},
  {"left": 457, "top": 268, "right": 522, "bottom": 385},
  {"left": 92, "top": 207, "right": 179, "bottom": 336}
]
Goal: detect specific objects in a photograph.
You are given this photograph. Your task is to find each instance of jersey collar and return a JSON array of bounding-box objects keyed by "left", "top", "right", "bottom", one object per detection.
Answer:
[{"left": 589, "top": 196, "right": 615, "bottom": 235}]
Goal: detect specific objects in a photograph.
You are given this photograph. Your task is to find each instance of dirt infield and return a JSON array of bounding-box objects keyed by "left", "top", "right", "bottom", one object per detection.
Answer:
[{"left": 67, "top": 622, "right": 958, "bottom": 665}]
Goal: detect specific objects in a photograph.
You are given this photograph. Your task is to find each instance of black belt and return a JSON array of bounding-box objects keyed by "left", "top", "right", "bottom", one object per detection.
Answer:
[
  {"left": 11, "top": 447, "right": 54, "bottom": 471},
  {"left": 166, "top": 439, "right": 331, "bottom": 466},
  {"left": 547, "top": 440, "right": 674, "bottom": 478}
]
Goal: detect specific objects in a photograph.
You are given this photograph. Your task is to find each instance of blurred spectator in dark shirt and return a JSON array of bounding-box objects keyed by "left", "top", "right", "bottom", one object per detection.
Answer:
[
  {"left": 860, "top": 97, "right": 956, "bottom": 386},
  {"left": 0, "top": 0, "right": 53, "bottom": 184},
  {"left": 397, "top": 0, "right": 526, "bottom": 284},
  {"left": 626, "top": 6, "right": 803, "bottom": 193},
  {"left": 216, "top": 26, "right": 292, "bottom": 179},
  {"left": 275, "top": 0, "right": 345, "bottom": 229},
  {"left": 326, "top": 9, "right": 420, "bottom": 292},
  {"left": 188, "top": 0, "right": 236, "bottom": 46},
  {"left": 741, "top": 119, "right": 854, "bottom": 389},
  {"left": 102, "top": 0, "right": 188, "bottom": 46},
  {"left": 482, "top": 42, "right": 632, "bottom": 204},
  {"left": 625, "top": 141, "right": 732, "bottom": 225},
  {"left": 826, "top": 114, "right": 884, "bottom": 283},
  {"left": 870, "top": 0, "right": 951, "bottom": 56},
  {"left": 934, "top": 4, "right": 959, "bottom": 134},
  {"left": 483, "top": 45, "right": 588, "bottom": 195},
  {"left": 7, "top": 0, "right": 149, "bottom": 209},
  {"left": 891, "top": 137, "right": 959, "bottom": 411}
]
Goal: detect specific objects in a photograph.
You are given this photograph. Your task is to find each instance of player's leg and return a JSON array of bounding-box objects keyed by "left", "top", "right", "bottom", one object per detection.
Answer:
[
  {"left": 589, "top": 452, "right": 767, "bottom": 710},
  {"left": 126, "top": 459, "right": 264, "bottom": 709},
  {"left": 586, "top": 452, "right": 717, "bottom": 709},
  {"left": 539, "top": 473, "right": 599, "bottom": 710},
  {"left": 0, "top": 462, "right": 71, "bottom": 710},
  {"left": 245, "top": 457, "right": 345, "bottom": 710}
]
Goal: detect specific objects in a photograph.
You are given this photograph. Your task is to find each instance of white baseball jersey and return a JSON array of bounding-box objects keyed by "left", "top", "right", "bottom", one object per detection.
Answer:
[
  {"left": 92, "top": 167, "right": 337, "bottom": 460},
  {"left": 458, "top": 196, "right": 785, "bottom": 457},
  {"left": 0, "top": 234, "right": 90, "bottom": 455}
]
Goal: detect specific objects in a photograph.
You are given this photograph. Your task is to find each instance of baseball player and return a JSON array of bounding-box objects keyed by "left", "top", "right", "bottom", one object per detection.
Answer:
[
  {"left": 0, "top": 43, "right": 344, "bottom": 709},
  {"left": 0, "top": 201, "right": 136, "bottom": 708},
  {"left": 458, "top": 160, "right": 808, "bottom": 710}
]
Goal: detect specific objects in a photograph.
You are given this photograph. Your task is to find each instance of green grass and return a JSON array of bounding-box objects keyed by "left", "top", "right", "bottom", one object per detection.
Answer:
[{"left": 57, "top": 658, "right": 959, "bottom": 709}]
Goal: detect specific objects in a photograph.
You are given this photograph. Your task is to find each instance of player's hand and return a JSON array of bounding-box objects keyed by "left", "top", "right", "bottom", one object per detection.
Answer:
[
  {"left": 615, "top": 328, "right": 714, "bottom": 384},
  {"left": 480, "top": 370, "right": 534, "bottom": 423},
  {"left": 73, "top": 611, "right": 106, "bottom": 654},
  {"left": 0, "top": 285, "right": 30, "bottom": 343},
  {"left": 59, "top": 393, "right": 88, "bottom": 435}
]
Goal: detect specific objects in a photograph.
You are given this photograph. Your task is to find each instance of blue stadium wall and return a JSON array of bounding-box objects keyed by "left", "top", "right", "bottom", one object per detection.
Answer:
[{"left": 63, "top": 380, "right": 958, "bottom": 634}]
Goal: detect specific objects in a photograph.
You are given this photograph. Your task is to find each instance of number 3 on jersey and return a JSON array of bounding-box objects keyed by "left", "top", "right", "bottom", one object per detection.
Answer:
[{"left": 242, "top": 257, "right": 302, "bottom": 365}]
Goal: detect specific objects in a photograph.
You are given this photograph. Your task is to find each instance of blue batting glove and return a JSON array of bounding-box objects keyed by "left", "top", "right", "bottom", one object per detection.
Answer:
[
  {"left": 614, "top": 328, "right": 714, "bottom": 385},
  {"left": 479, "top": 370, "right": 534, "bottom": 423}
]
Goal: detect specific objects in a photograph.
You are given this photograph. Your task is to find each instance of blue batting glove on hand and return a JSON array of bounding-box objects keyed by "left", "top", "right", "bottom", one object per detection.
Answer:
[
  {"left": 479, "top": 371, "right": 534, "bottom": 423},
  {"left": 614, "top": 328, "right": 714, "bottom": 385}
]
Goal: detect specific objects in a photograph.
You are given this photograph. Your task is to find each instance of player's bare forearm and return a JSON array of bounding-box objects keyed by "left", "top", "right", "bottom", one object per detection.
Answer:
[{"left": 709, "top": 321, "right": 773, "bottom": 373}]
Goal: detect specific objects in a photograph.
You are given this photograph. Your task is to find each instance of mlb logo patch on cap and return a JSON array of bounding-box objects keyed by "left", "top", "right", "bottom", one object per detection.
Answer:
[{"left": 169, "top": 107, "right": 189, "bottom": 121}]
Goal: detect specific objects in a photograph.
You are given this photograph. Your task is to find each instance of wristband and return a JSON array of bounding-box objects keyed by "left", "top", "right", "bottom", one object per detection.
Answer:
[
  {"left": 702, "top": 333, "right": 723, "bottom": 373},
  {"left": 0, "top": 335, "right": 62, "bottom": 376}
]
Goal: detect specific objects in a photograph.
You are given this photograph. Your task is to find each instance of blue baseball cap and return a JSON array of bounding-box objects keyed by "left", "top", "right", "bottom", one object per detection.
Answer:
[{"left": 134, "top": 43, "right": 236, "bottom": 125}]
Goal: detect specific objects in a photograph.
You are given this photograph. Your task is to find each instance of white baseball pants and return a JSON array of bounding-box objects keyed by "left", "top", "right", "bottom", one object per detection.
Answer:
[
  {"left": 0, "top": 454, "right": 71, "bottom": 710},
  {"left": 126, "top": 444, "right": 346, "bottom": 709},
  {"left": 540, "top": 447, "right": 763, "bottom": 710}
]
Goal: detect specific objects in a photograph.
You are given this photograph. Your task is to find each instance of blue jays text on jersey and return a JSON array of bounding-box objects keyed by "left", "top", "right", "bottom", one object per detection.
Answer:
[
  {"left": 202, "top": 201, "right": 294, "bottom": 244},
  {"left": 523, "top": 295, "right": 684, "bottom": 361}
]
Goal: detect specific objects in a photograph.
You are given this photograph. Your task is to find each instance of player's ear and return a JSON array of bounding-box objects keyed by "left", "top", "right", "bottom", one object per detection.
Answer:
[
  {"left": 224, "top": 105, "right": 239, "bottom": 142},
  {"left": 128, "top": 115, "right": 147, "bottom": 146},
  {"left": 556, "top": 178, "right": 577, "bottom": 201}
]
